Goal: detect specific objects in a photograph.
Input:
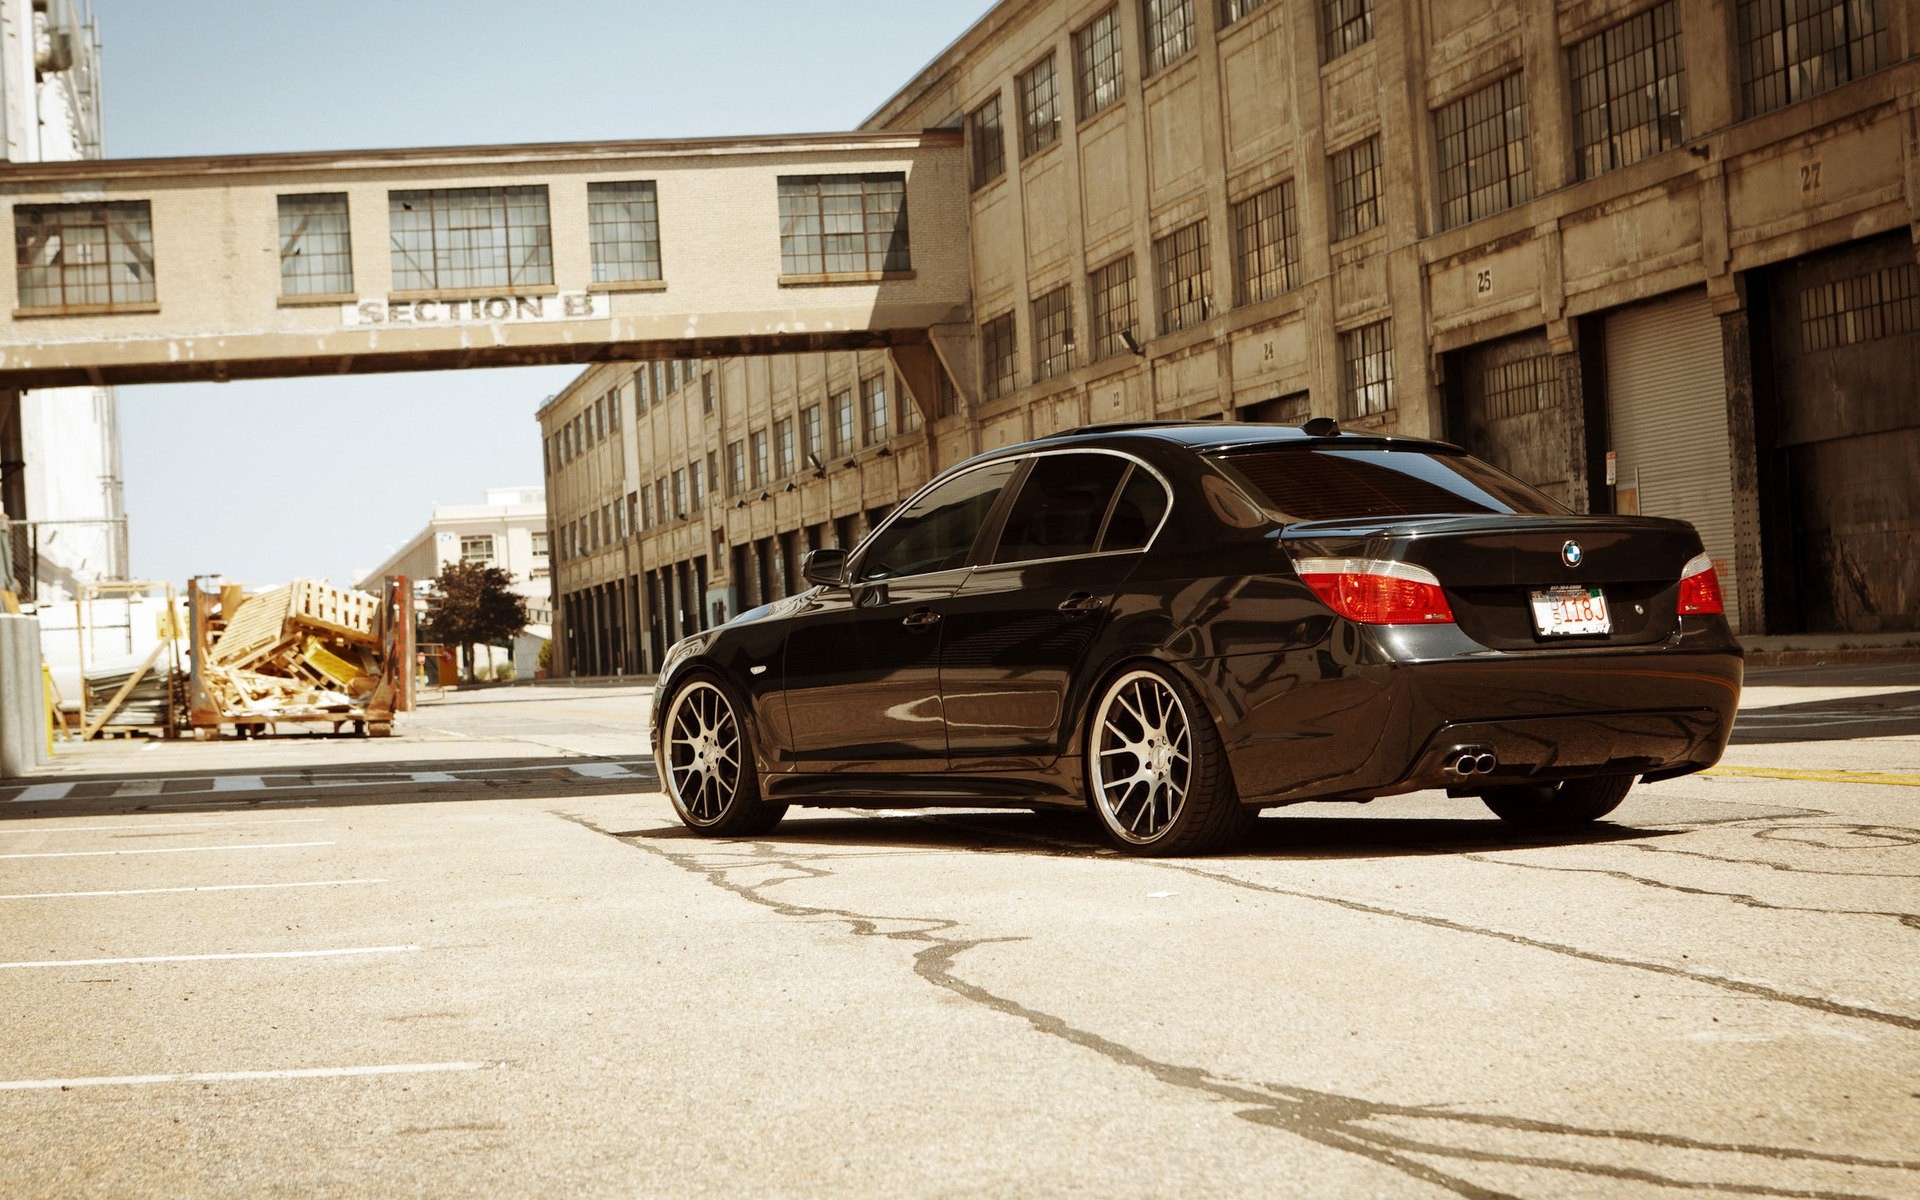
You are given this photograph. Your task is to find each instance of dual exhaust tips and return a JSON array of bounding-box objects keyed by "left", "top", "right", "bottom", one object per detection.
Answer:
[{"left": 1444, "top": 746, "right": 1498, "bottom": 777}]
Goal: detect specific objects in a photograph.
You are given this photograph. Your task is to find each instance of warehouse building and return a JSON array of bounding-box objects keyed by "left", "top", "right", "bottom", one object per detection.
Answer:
[{"left": 540, "top": 0, "right": 1920, "bottom": 674}]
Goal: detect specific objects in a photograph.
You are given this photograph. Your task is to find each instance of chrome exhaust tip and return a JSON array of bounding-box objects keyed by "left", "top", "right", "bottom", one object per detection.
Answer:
[
  {"left": 1473, "top": 752, "right": 1497, "bottom": 774},
  {"left": 1443, "top": 746, "right": 1498, "bottom": 777}
]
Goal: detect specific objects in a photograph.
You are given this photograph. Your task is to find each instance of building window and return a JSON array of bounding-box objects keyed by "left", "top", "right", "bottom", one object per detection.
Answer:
[
  {"left": 640, "top": 485, "right": 654, "bottom": 530},
  {"left": 655, "top": 477, "right": 669, "bottom": 525},
  {"left": 460, "top": 534, "right": 495, "bottom": 564},
  {"left": 1143, "top": 0, "right": 1196, "bottom": 74},
  {"left": 277, "top": 193, "right": 352, "bottom": 297},
  {"left": 727, "top": 440, "right": 746, "bottom": 496},
  {"left": 777, "top": 173, "right": 910, "bottom": 276},
  {"left": 673, "top": 469, "right": 689, "bottom": 519},
  {"left": 1232, "top": 179, "right": 1300, "bottom": 306},
  {"left": 1154, "top": 220, "right": 1212, "bottom": 335},
  {"left": 1322, "top": 0, "right": 1374, "bottom": 62},
  {"left": 861, "top": 374, "right": 890, "bottom": 445},
  {"left": 14, "top": 200, "right": 156, "bottom": 311},
  {"left": 1019, "top": 54, "right": 1061, "bottom": 158},
  {"left": 775, "top": 417, "right": 797, "bottom": 477},
  {"left": 1031, "top": 284, "right": 1075, "bottom": 381},
  {"left": 1089, "top": 255, "right": 1138, "bottom": 360},
  {"left": 750, "top": 429, "right": 770, "bottom": 488},
  {"left": 898, "top": 385, "right": 923, "bottom": 432},
  {"left": 1737, "top": 0, "right": 1887, "bottom": 117},
  {"left": 980, "top": 311, "right": 1018, "bottom": 402},
  {"left": 607, "top": 386, "right": 622, "bottom": 431},
  {"left": 936, "top": 370, "right": 960, "bottom": 419},
  {"left": 1481, "top": 351, "right": 1562, "bottom": 420},
  {"left": 831, "top": 389, "right": 856, "bottom": 455},
  {"left": 701, "top": 371, "right": 717, "bottom": 414},
  {"left": 802, "top": 404, "right": 824, "bottom": 459},
  {"left": 1569, "top": 3, "right": 1687, "bottom": 181},
  {"left": 969, "top": 93, "right": 1007, "bottom": 190},
  {"left": 1329, "top": 136, "right": 1381, "bottom": 241},
  {"left": 635, "top": 367, "right": 651, "bottom": 412},
  {"left": 1074, "top": 7, "right": 1126, "bottom": 121},
  {"left": 388, "top": 185, "right": 553, "bottom": 291},
  {"left": 1220, "top": 0, "right": 1272, "bottom": 27},
  {"left": 532, "top": 531, "right": 549, "bottom": 558},
  {"left": 617, "top": 498, "right": 631, "bottom": 540},
  {"left": 1339, "top": 320, "right": 1394, "bottom": 417},
  {"left": 690, "top": 459, "right": 706, "bottom": 507},
  {"left": 1799, "top": 262, "right": 1920, "bottom": 352},
  {"left": 1434, "top": 74, "right": 1531, "bottom": 232},
  {"left": 587, "top": 180, "right": 662, "bottom": 284}
]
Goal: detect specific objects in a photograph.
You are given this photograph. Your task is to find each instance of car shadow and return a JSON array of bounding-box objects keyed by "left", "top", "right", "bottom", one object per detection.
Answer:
[{"left": 1730, "top": 687, "right": 1920, "bottom": 745}]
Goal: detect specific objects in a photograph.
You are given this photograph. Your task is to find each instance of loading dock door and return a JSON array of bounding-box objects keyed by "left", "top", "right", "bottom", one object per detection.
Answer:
[{"left": 1604, "top": 289, "right": 1740, "bottom": 631}]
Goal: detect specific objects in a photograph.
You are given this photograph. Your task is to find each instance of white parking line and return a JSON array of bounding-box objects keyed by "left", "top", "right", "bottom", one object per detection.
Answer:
[
  {"left": 0, "top": 819, "right": 326, "bottom": 835},
  {"left": 9, "top": 783, "right": 74, "bottom": 804},
  {"left": 0, "top": 945, "right": 419, "bottom": 969},
  {"left": 0, "top": 841, "right": 333, "bottom": 860},
  {"left": 0, "top": 879, "right": 386, "bottom": 901},
  {"left": 0, "top": 1062, "right": 497, "bottom": 1091}
]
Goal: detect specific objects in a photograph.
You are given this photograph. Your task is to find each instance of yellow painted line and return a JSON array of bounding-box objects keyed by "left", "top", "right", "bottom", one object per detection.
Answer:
[{"left": 1705, "top": 765, "right": 1920, "bottom": 788}]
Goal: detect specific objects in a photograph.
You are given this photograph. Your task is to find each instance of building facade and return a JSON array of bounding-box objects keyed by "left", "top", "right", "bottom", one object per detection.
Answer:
[{"left": 541, "top": 0, "right": 1920, "bottom": 672}]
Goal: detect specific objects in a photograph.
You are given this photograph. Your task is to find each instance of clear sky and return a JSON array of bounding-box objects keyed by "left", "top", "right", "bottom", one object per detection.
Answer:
[{"left": 91, "top": 0, "right": 988, "bottom": 588}]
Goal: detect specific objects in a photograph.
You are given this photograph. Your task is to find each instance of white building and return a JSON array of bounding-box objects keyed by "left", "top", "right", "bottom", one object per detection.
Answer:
[{"left": 0, "top": 0, "right": 125, "bottom": 603}]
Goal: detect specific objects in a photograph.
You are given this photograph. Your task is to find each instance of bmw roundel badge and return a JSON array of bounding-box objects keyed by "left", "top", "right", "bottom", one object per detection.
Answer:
[{"left": 1562, "top": 540, "right": 1584, "bottom": 568}]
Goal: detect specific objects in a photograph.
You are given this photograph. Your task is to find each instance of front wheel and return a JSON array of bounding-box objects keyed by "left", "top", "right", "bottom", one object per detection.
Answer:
[
  {"left": 1481, "top": 775, "right": 1634, "bottom": 828},
  {"left": 659, "top": 676, "right": 787, "bottom": 837},
  {"left": 1086, "top": 665, "right": 1251, "bottom": 856}
]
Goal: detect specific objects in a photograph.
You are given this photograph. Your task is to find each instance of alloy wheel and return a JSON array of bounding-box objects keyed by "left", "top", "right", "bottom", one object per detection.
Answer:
[
  {"left": 664, "top": 680, "right": 744, "bottom": 825},
  {"left": 1090, "top": 669, "right": 1194, "bottom": 844}
]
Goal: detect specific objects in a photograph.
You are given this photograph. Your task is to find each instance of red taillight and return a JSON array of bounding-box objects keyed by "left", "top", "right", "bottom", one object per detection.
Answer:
[
  {"left": 1293, "top": 557, "right": 1455, "bottom": 625},
  {"left": 1678, "top": 553, "right": 1724, "bottom": 615}
]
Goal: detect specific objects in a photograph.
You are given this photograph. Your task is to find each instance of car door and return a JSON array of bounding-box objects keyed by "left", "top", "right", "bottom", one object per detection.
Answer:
[
  {"left": 939, "top": 452, "right": 1171, "bottom": 770},
  {"left": 779, "top": 459, "right": 1020, "bottom": 772}
]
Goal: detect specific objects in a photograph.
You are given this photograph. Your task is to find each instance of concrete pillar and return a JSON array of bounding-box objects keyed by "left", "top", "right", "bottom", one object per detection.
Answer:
[{"left": 0, "top": 613, "right": 48, "bottom": 776}]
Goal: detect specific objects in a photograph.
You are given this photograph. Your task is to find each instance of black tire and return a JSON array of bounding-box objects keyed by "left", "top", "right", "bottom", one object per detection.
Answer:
[
  {"left": 1482, "top": 775, "right": 1634, "bottom": 828},
  {"left": 1085, "top": 663, "right": 1252, "bottom": 856},
  {"left": 657, "top": 674, "right": 787, "bottom": 837}
]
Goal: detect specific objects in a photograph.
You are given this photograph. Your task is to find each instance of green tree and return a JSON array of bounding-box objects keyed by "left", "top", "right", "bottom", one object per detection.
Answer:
[{"left": 424, "top": 561, "right": 528, "bottom": 682}]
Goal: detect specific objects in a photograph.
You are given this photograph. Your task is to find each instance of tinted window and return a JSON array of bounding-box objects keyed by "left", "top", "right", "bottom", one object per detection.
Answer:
[
  {"left": 993, "top": 454, "right": 1129, "bottom": 563},
  {"left": 856, "top": 461, "right": 1019, "bottom": 581},
  {"left": 1099, "top": 466, "right": 1170, "bottom": 551},
  {"left": 1214, "top": 446, "right": 1565, "bottom": 521}
]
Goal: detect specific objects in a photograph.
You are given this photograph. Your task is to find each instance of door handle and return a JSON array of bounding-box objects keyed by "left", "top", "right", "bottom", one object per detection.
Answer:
[
  {"left": 1057, "top": 592, "right": 1106, "bottom": 616},
  {"left": 901, "top": 608, "right": 941, "bottom": 630}
]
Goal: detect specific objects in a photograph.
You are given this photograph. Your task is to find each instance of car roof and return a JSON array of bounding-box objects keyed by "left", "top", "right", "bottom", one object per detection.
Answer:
[{"left": 1019, "top": 420, "right": 1459, "bottom": 456}]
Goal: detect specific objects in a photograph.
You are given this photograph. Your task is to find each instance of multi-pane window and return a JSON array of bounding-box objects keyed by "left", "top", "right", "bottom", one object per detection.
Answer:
[
  {"left": 777, "top": 174, "right": 910, "bottom": 276},
  {"left": 14, "top": 201, "right": 156, "bottom": 311},
  {"left": 831, "top": 390, "right": 856, "bottom": 455},
  {"left": 617, "top": 498, "right": 630, "bottom": 540},
  {"left": 1570, "top": 3, "right": 1687, "bottom": 180},
  {"left": 1330, "top": 136, "right": 1381, "bottom": 241},
  {"left": 690, "top": 459, "right": 705, "bottom": 507},
  {"left": 727, "top": 440, "right": 746, "bottom": 496},
  {"left": 1799, "top": 262, "right": 1920, "bottom": 352},
  {"left": 1481, "top": 351, "right": 1562, "bottom": 419},
  {"left": 898, "top": 387, "right": 923, "bottom": 432},
  {"left": 701, "top": 371, "right": 717, "bottom": 414},
  {"left": 1074, "top": 7, "right": 1126, "bottom": 120},
  {"left": 1143, "top": 0, "right": 1196, "bottom": 74},
  {"left": 1154, "top": 220, "right": 1212, "bottom": 334},
  {"left": 1434, "top": 73, "right": 1531, "bottom": 231},
  {"left": 673, "top": 469, "right": 688, "bottom": 518},
  {"left": 980, "top": 311, "right": 1018, "bottom": 402},
  {"left": 1031, "top": 285, "right": 1074, "bottom": 381},
  {"left": 1019, "top": 54, "right": 1061, "bottom": 158},
  {"left": 532, "top": 531, "right": 549, "bottom": 558},
  {"left": 587, "top": 180, "right": 662, "bottom": 283},
  {"left": 654, "top": 479, "right": 669, "bottom": 525},
  {"left": 750, "top": 429, "right": 770, "bottom": 488},
  {"left": 1737, "top": 0, "right": 1888, "bottom": 117},
  {"left": 277, "top": 193, "right": 352, "bottom": 296},
  {"left": 1322, "top": 0, "right": 1374, "bottom": 62},
  {"left": 388, "top": 186, "right": 552, "bottom": 291},
  {"left": 1232, "top": 180, "right": 1300, "bottom": 305},
  {"left": 635, "top": 367, "right": 652, "bottom": 413},
  {"left": 1089, "top": 255, "right": 1138, "bottom": 360},
  {"left": 775, "top": 418, "right": 797, "bottom": 477},
  {"left": 802, "top": 404, "right": 824, "bottom": 459},
  {"left": 607, "top": 386, "right": 622, "bottom": 431},
  {"left": 1220, "top": 0, "right": 1272, "bottom": 26},
  {"left": 1339, "top": 320, "right": 1394, "bottom": 417},
  {"left": 969, "top": 93, "right": 1007, "bottom": 190},
  {"left": 460, "top": 534, "right": 495, "bottom": 564},
  {"left": 861, "top": 374, "right": 891, "bottom": 445}
]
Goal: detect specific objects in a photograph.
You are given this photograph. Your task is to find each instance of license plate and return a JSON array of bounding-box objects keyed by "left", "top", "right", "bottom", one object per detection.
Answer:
[{"left": 1529, "top": 585, "right": 1611, "bottom": 636}]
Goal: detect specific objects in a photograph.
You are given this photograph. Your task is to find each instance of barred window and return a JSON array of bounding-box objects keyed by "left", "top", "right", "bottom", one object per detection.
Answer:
[
  {"left": 460, "top": 534, "right": 495, "bottom": 564},
  {"left": 981, "top": 311, "right": 1018, "bottom": 402},
  {"left": 1322, "top": 0, "right": 1374, "bottom": 62},
  {"left": 14, "top": 200, "right": 156, "bottom": 311},
  {"left": 1089, "top": 255, "right": 1138, "bottom": 360},
  {"left": 1019, "top": 54, "right": 1061, "bottom": 158},
  {"left": 1435, "top": 74, "right": 1532, "bottom": 231},
  {"left": 802, "top": 404, "right": 824, "bottom": 458},
  {"left": 1482, "top": 352, "right": 1561, "bottom": 419},
  {"left": 1330, "top": 137, "right": 1381, "bottom": 241},
  {"left": 1144, "top": 0, "right": 1196, "bottom": 74},
  {"left": 1220, "top": 0, "right": 1272, "bottom": 27},
  {"left": 971, "top": 94, "right": 1007, "bottom": 190},
  {"left": 1031, "top": 284, "right": 1075, "bottom": 381},
  {"left": 1074, "top": 7, "right": 1126, "bottom": 120},
  {"left": 1737, "top": 0, "right": 1888, "bottom": 117},
  {"left": 775, "top": 418, "right": 797, "bottom": 478},
  {"left": 861, "top": 374, "right": 890, "bottom": 445},
  {"left": 831, "top": 389, "right": 856, "bottom": 455},
  {"left": 1570, "top": 2, "right": 1688, "bottom": 180},
  {"left": 1231, "top": 180, "right": 1299, "bottom": 306},
  {"left": 1339, "top": 320, "right": 1394, "bottom": 417},
  {"left": 388, "top": 186, "right": 552, "bottom": 291},
  {"left": 1154, "top": 220, "right": 1212, "bottom": 334},
  {"left": 727, "top": 440, "right": 746, "bottom": 496},
  {"left": 277, "top": 193, "right": 352, "bottom": 296},
  {"left": 1799, "top": 263, "right": 1920, "bottom": 352},
  {"left": 777, "top": 173, "right": 910, "bottom": 276},
  {"left": 587, "top": 180, "right": 661, "bottom": 283}
]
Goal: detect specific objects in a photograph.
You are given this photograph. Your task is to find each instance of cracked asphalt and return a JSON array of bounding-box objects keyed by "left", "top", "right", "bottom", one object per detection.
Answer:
[{"left": 3, "top": 666, "right": 1918, "bottom": 1198}]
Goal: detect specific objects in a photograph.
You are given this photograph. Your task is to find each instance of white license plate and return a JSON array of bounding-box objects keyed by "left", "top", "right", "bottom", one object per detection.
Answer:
[{"left": 1529, "top": 585, "right": 1611, "bottom": 636}]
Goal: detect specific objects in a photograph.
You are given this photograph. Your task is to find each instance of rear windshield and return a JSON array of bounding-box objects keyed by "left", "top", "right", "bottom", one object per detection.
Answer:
[{"left": 1210, "top": 445, "right": 1566, "bottom": 522}]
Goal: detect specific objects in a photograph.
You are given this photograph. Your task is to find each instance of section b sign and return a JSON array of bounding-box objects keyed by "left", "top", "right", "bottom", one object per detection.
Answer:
[{"left": 344, "top": 293, "right": 608, "bottom": 326}]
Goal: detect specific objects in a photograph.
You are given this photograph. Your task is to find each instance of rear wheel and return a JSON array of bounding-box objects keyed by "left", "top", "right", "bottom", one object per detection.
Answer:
[
  {"left": 1086, "top": 665, "right": 1251, "bottom": 856},
  {"left": 1482, "top": 775, "right": 1634, "bottom": 828},
  {"left": 660, "top": 676, "right": 787, "bottom": 837}
]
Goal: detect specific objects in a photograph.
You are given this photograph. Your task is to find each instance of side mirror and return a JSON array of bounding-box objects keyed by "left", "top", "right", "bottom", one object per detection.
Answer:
[{"left": 801, "top": 547, "right": 848, "bottom": 587}]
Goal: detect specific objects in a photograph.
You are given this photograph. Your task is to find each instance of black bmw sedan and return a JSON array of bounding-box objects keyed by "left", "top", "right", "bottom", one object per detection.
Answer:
[{"left": 651, "top": 421, "right": 1742, "bottom": 855}]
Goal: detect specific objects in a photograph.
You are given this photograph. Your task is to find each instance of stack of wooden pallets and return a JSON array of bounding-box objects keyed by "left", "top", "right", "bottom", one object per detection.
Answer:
[{"left": 201, "top": 579, "right": 383, "bottom": 721}]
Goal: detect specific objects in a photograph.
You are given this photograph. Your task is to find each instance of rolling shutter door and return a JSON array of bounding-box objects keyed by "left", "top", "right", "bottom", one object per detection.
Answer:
[{"left": 1604, "top": 289, "right": 1740, "bottom": 631}]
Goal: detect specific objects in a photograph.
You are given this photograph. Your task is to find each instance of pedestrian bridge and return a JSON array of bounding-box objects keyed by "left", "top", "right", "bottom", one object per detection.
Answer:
[{"left": 0, "top": 130, "right": 969, "bottom": 389}]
